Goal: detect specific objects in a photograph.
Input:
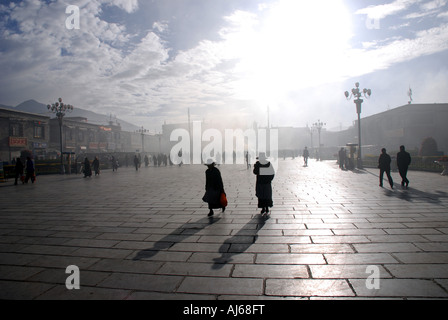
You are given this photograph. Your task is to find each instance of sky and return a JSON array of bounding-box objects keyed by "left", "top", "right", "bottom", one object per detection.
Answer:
[{"left": 1, "top": 0, "right": 447, "bottom": 133}]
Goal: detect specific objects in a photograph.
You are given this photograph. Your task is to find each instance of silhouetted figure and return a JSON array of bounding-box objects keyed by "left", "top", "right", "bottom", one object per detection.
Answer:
[
  {"left": 134, "top": 155, "right": 139, "bottom": 171},
  {"left": 338, "top": 147, "right": 346, "bottom": 170},
  {"left": 24, "top": 156, "right": 36, "bottom": 183},
  {"left": 303, "top": 147, "right": 309, "bottom": 166},
  {"left": 144, "top": 155, "right": 149, "bottom": 167},
  {"left": 92, "top": 156, "right": 100, "bottom": 176},
  {"left": 397, "top": 145, "right": 411, "bottom": 189},
  {"left": 202, "top": 159, "right": 225, "bottom": 217},
  {"left": 378, "top": 148, "right": 393, "bottom": 189},
  {"left": 111, "top": 156, "right": 118, "bottom": 171},
  {"left": 83, "top": 157, "right": 92, "bottom": 178},
  {"left": 14, "top": 157, "right": 24, "bottom": 185},
  {"left": 245, "top": 152, "right": 251, "bottom": 169},
  {"left": 253, "top": 152, "right": 275, "bottom": 215}
]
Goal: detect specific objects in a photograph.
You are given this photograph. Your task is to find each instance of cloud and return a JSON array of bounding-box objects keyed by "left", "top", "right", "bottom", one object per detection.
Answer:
[
  {"left": 102, "top": 0, "right": 139, "bottom": 14},
  {"left": 0, "top": 0, "right": 447, "bottom": 132},
  {"left": 355, "top": 0, "right": 421, "bottom": 20}
]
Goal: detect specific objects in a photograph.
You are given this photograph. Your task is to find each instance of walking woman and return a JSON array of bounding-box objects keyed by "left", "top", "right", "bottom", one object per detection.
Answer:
[
  {"left": 202, "top": 159, "right": 225, "bottom": 217},
  {"left": 14, "top": 157, "right": 24, "bottom": 185},
  {"left": 378, "top": 148, "right": 393, "bottom": 189},
  {"left": 253, "top": 152, "right": 275, "bottom": 215},
  {"left": 92, "top": 156, "right": 100, "bottom": 176},
  {"left": 24, "top": 156, "right": 35, "bottom": 184},
  {"left": 83, "top": 157, "right": 92, "bottom": 178}
]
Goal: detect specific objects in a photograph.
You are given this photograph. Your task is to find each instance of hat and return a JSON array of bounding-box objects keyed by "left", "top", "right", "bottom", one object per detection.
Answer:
[
  {"left": 257, "top": 152, "right": 269, "bottom": 162},
  {"left": 256, "top": 152, "right": 268, "bottom": 160},
  {"left": 205, "top": 158, "right": 215, "bottom": 166}
]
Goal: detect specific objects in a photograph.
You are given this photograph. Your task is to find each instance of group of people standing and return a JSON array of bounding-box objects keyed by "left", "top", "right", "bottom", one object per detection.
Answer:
[
  {"left": 378, "top": 145, "right": 411, "bottom": 189},
  {"left": 202, "top": 152, "right": 275, "bottom": 217},
  {"left": 13, "top": 156, "right": 35, "bottom": 185},
  {"left": 82, "top": 156, "right": 101, "bottom": 178}
]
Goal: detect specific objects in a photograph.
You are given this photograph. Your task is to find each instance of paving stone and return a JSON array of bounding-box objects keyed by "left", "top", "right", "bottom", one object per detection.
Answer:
[
  {"left": 177, "top": 277, "right": 263, "bottom": 295},
  {"left": 309, "top": 265, "right": 392, "bottom": 279},
  {"left": 97, "top": 273, "right": 183, "bottom": 292},
  {"left": 265, "top": 279, "right": 355, "bottom": 297},
  {"left": 232, "top": 264, "right": 309, "bottom": 278},
  {"left": 350, "top": 279, "right": 448, "bottom": 298},
  {"left": 324, "top": 253, "right": 399, "bottom": 264}
]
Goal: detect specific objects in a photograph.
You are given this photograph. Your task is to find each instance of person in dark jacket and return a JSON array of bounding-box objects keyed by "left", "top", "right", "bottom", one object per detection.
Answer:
[
  {"left": 83, "top": 157, "right": 92, "bottom": 178},
  {"left": 378, "top": 148, "right": 393, "bottom": 189},
  {"left": 303, "top": 147, "right": 309, "bottom": 166},
  {"left": 203, "top": 159, "right": 225, "bottom": 217},
  {"left": 14, "top": 157, "right": 24, "bottom": 185},
  {"left": 92, "top": 156, "right": 100, "bottom": 176},
  {"left": 253, "top": 152, "right": 275, "bottom": 215},
  {"left": 24, "top": 156, "right": 35, "bottom": 183},
  {"left": 397, "top": 145, "right": 411, "bottom": 188}
]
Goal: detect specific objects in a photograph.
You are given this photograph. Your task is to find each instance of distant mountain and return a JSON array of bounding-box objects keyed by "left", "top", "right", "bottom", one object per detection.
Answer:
[{"left": 9, "top": 99, "right": 140, "bottom": 132}]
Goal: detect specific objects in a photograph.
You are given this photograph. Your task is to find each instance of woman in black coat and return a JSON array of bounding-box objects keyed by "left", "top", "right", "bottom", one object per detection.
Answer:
[
  {"left": 253, "top": 152, "right": 275, "bottom": 215},
  {"left": 83, "top": 157, "right": 92, "bottom": 178},
  {"left": 14, "top": 158, "right": 24, "bottom": 185},
  {"left": 203, "top": 159, "right": 225, "bottom": 217}
]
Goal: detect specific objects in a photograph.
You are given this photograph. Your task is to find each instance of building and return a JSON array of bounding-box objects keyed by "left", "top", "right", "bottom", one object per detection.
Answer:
[
  {"left": 0, "top": 108, "right": 50, "bottom": 162},
  {"left": 345, "top": 103, "right": 448, "bottom": 156},
  {"left": 2, "top": 103, "right": 446, "bottom": 166}
]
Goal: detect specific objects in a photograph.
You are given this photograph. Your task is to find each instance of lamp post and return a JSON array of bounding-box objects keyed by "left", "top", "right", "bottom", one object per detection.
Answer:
[
  {"left": 47, "top": 98, "right": 74, "bottom": 174},
  {"left": 345, "top": 82, "right": 371, "bottom": 169},
  {"left": 136, "top": 126, "right": 148, "bottom": 153},
  {"left": 312, "top": 120, "right": 326, "bottom": 161},
  {"left": 306, "top": 124, "right": 314, "bottom": 150}
]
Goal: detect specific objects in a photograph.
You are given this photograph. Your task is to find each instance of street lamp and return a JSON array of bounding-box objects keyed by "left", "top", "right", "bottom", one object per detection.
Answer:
[
  {"left": 136, "top": 126, "right": 148, "bottom": 153},
  {"left": 306, "top": 124, "right": 314, "bottom": 151},
  {"left": 344, "top": 82, "right": 371, "bottom": 169},
  {"left": 47, "top": 98, "right": 74, "bottom": 174},
  {"left": 312, "top": 120, "right": 326, "bottom": 161}
]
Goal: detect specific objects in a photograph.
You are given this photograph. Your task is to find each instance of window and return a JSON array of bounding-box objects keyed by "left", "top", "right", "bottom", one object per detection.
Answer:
[
  {"left": 9, "top": 123, "right": 23, "bottom": 136},
  {"left": 34, "top": 125, "right": 45, "bottom": 139},
  {"left": 78, "top": 130, "right": 84, "bottom": 142}
]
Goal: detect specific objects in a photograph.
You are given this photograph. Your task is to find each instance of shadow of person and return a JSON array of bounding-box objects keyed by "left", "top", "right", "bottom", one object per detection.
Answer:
[
  {"left": 212, "top": 214, "right": 268, "bottom": 269},
  {"left": 132, "top": 216, "right": 220, "bottom": 261},
  {"left": 383, "top": 187, "right": 447, "bottom": 205}
]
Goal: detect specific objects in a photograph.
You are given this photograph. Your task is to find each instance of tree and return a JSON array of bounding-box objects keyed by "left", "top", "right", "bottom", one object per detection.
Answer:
[{"left": 419, "top": 137, "right": 438, "bottom": 156}]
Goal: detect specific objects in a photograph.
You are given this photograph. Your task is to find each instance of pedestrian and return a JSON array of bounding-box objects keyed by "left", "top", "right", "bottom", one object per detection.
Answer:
[
  {"left": 303, "top": 147, "right": 309, "bottom": 166},
  {"left": 134, "top": 154, "right": 139, "bottom": 171},
  {"left": 397, "top": 145, "right": 411, "bottom": 189},
  {"left": 338, "top": 147, "right": 346, "bottom": 170},
  {"left": 92, "top": 156, "right": 100, "bottom": 176},
  {"left": 111, "top": 156, "right": 118, "bottom": 171},
  {"left": 378, "top": 148, "right": 393, "bottom": 189},
  {"left": 83, "top": 157, "right": 92, "bottom": 178},
  {"left": 144, "top": 155, "right": 149, "bottom": 167},
  {"left": 202, "top": 158, "right": 225, "bottom": 217},
  {"left": 253, "top": 152, "right": 275, "bottom": 215},
  {"left": 24, "top": 156, "right": 36, "bottom": 183},
  {"left": 245, "top": 152, "right": 251, "bottom": 169},
  {"left": 14, "top": 157, "right": 24, "bottom": 185}
]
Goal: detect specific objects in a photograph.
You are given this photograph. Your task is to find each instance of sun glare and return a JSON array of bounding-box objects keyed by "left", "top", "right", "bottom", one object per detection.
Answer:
[{"left": 229, "top": 0, "right": 353, "bottom": 107}]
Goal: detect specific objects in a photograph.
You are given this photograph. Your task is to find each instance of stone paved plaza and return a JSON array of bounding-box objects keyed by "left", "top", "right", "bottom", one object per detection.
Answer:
[{"left": 1, "top": 158, "right": 448, "bottom": 300}]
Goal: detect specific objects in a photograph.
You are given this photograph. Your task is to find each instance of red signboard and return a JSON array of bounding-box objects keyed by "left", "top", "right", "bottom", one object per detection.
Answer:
[{"left": 9, "top": 137, "right": 27, "bottom": 147}]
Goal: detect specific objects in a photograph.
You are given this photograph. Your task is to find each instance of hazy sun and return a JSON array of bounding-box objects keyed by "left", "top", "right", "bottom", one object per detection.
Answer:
[{"left": 227, "top": 0, "right": 353, "bottom": 107}]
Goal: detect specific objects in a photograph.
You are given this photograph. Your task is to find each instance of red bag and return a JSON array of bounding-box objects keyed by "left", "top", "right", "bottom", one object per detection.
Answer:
[{"left": 220, "top": 192, "right": 228, "bottom": 207}]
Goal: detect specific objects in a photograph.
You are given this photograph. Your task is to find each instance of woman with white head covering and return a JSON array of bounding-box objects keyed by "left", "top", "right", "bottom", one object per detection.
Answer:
[{"left": 253, "top": 152, "right": 275, "bottom": 215}]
